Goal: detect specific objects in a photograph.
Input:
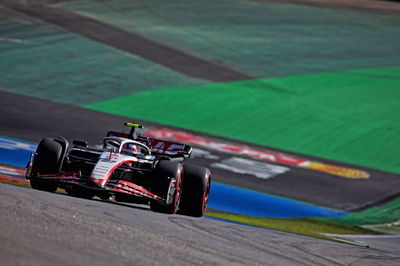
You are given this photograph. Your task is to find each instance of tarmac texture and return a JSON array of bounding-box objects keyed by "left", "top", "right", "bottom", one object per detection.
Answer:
[{"left": 1, "top": 183, "right": 399, "bottom": 266}]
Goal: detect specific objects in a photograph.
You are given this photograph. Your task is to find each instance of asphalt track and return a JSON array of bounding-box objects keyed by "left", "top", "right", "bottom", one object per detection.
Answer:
[{"left": 2, "top": 183, "right": 400, "bottom": 265}]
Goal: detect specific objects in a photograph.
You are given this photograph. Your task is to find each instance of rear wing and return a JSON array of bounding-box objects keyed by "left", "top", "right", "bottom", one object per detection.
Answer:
[{"left": 106, "top": 131, "right": 192, "bottom": 158}]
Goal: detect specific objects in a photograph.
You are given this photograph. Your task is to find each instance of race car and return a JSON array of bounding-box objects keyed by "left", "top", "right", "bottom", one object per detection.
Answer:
[{"left": 25, "top": 123, "right": 211, "bottom": 217}]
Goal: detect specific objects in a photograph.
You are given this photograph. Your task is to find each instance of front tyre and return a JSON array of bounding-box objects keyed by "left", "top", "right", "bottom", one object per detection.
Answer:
[
  {"left": 30, "top": 138, "right": 63, "bottom": 192},
  {"left": 150, "top": 161, "right": 183, "bottom": 214},
  {"left": 179, "top": 165, "right": 211, "bottom": 217}
]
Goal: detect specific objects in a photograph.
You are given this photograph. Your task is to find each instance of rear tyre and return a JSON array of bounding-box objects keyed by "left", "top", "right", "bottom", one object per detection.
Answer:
[
  {"left": 30, "top": 138, "right": 62, "bottom": 192},
  {"left": 179, "top": 165, "right": 211, "bottom": 217},
  {"left": 150, "top": 161, "right": 183, "bottom": 214}
]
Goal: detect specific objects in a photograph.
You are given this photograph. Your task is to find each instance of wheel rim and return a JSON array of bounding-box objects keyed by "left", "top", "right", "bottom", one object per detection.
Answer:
[
  {"left": 201, "top": 173, "right": 211, "bottom": 215},
  {"left": 173, "top": 166, "right": 183, "bottom": 212}
]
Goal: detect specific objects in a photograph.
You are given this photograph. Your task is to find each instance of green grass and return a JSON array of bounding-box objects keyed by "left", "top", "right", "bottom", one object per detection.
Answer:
[
  {"left": 86, "top": 66, "right": 400, "bottom": 174},
  {"left": 206, "top": 211, "right": 380, "bottom": 241},
  {"left": 0, "top": 179, "right": 31, "bottom": 188}
]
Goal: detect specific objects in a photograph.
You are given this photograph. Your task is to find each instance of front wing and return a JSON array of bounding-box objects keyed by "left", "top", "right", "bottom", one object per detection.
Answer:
[{"left": 33, "top": 172, "right": 164, "bottom": 202}]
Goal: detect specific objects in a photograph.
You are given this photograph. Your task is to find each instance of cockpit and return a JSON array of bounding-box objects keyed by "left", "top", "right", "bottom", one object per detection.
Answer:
[{"left": 103, "top": 137, "right": 151, "bottom": 158}]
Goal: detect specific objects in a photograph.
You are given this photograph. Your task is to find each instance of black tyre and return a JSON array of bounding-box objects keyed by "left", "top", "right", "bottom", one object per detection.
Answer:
[
  {"left": 150, "top": 161, "right": 183, "bottom": 214},
  {"left": 179, "top": 165, "right": 211, "bottom": 217},
  {"left": 30, "top": 138, "right": 63, "bottom": 192}
]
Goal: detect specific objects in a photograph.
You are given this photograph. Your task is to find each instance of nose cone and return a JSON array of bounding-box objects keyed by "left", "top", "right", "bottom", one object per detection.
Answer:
[{"left": 89, "top": 177, "right": 107, "bottom": 188}]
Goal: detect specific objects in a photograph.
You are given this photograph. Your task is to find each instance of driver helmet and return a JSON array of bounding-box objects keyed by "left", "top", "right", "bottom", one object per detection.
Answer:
[{"left": 123, "top": 143, "right": 138, "bottom": 155}]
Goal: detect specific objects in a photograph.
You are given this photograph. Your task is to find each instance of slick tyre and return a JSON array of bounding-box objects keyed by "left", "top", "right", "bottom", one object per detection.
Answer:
[
  {"left": 30, "top": 138, "right": 62, "bottom": 192},
  {"left": 150, "top": 161, "right": 183, "bottom": 214},
  {"left": 179, "top": 165, "right": 211, "bottom": 217}
]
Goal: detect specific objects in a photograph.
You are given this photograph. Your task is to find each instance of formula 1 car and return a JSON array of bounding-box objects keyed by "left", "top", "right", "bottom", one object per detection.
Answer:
[{"left": 25, "top": 123, "right": 211, "bottom": 217}]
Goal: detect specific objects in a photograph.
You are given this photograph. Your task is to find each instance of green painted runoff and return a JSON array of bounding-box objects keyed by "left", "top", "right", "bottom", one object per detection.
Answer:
[
  {"left": 323, "top": 197, "right": 400, "bottom": 227},
  {"left": 86, "top": 67, "right": 400, "bottom": 174},
  {"left": 57, "top": 0, "right": 400, "bottom": 78},
  {"left": 0, "top": 8, "right": 208, "bottom": 105}
]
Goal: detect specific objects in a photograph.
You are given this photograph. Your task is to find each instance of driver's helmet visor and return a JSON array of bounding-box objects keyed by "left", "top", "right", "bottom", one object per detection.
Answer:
[{"left": 122, "top": 143, "right": 138, "bottom": 154}]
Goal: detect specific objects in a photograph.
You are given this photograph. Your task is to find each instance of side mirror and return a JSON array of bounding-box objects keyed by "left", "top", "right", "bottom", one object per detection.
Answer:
[{"left": 183, "top": 145, "right": 192, "bottom": 157}]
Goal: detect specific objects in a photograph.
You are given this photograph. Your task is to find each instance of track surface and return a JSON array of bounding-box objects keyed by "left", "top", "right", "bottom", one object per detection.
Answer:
[{"left": 1, "top": 183, "right": 399, "bottom": 265}]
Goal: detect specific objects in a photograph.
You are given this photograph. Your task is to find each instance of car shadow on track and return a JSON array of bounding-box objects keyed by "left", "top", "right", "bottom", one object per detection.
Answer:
[{"left": 53, "top": 191, "right": 151, "bottom": 212}]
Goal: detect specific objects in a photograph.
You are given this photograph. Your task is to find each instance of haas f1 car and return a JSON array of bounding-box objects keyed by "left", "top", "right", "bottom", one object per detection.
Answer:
[{"left": 25, "top": 123, "right": 211, "bottom": 217}]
